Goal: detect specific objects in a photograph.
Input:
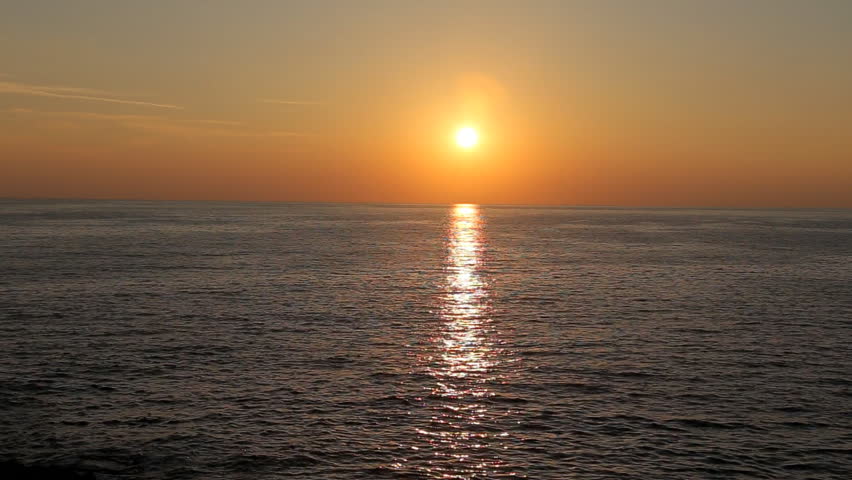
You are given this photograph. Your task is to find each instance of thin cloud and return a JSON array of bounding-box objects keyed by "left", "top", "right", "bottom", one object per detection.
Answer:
[
  {"left": 254, "top": 130, "right": 312, "bottom": 137},
  {"left": 260, "top": 98, "right": 321, "bottom": 106},
  {"left": 190, "top": 119, "right": 243, "bottom": 126},
  {"left": 7, "top": 108, "right": 308, "bottom": 137},
  {"left": 126, "top": 121, "right": 310, "bottom": 138},
  {"left": 8, "top": 108, "right": 157, "bottom": 122},
  {"left": 0, "top": 81, "right": 182, "bottom": 109}
]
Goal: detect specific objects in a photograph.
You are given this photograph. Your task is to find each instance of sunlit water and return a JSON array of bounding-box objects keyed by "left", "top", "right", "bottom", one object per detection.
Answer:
[
  {"left": 398, "top": 204, "right": 521, "bottom": 479},
  {"left": 1, "top": 200, "right": 850, "bottom": 479}
]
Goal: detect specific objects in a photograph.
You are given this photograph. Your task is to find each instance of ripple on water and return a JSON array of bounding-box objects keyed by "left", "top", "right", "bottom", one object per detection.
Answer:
[{"left": 1, "top": 200, "right": 851, "bottom": 479}]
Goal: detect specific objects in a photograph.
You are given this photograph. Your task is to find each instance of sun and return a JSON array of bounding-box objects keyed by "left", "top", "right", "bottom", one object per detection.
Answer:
[{"left": 455, "top": 126, "right": 479, "bottom": 149}]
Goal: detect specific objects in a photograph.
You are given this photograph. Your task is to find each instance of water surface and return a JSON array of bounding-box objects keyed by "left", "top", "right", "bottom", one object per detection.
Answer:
[{"left": 1, "top": 200, "right": 850, "bottom": 478}]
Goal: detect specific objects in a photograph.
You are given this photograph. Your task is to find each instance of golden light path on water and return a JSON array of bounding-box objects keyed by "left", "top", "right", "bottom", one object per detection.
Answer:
[
  {"left": 436, "top": 204, "right": 495, "bottom": 395},
  {"left": 398, "top": 204, "right": 520, "bottom": 479}
]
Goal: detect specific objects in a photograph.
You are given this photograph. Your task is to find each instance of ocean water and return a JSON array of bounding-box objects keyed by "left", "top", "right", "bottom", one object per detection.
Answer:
[{"left": 1, "top": 199, "right": 850, "bottom": 479}]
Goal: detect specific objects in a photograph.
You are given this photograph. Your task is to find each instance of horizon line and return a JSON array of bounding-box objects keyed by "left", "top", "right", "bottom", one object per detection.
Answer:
[{"left": 1, "top": 196, "right": 849, "bottom": 211}]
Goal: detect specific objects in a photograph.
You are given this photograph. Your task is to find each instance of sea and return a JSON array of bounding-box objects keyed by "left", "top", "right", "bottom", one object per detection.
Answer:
[{"left": 1, "top": 199, "right": 850, "bottom": 479}]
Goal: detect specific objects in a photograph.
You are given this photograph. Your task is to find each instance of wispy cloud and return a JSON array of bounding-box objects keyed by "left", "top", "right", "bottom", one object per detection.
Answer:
[
  {"left": 7, "top": 108, "right": 157, "bottom": 122},
  {"left": 7, "top": 108, "right": 309, "bottom": 137},
  {"left": 0, "top": 81, "right": 182, "bottom": 109},
  {"left": 126, "top": 120, "right": 310, "bottom": 138},
  {"left": 188, "top": 119, "right": 243, "bottom": 126},
  {"left": 260, "top": 98, "right": 321, "bottom": 106}
]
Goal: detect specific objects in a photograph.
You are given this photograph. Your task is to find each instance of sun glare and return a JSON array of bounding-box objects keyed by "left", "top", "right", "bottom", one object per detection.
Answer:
[{"left": 455, "top": 126, "right": 479, "bottom": 150}]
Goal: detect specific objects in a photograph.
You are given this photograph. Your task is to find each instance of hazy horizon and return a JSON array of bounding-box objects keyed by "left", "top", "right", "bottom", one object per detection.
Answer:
[{"left": 5, "top": 195, "right": 852, "bottom": 211}]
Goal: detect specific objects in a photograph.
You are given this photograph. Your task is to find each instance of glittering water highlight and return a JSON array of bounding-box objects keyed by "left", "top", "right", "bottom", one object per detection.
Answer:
[{"left": 396, "top": 204, "right": 522, "bottom": 478}]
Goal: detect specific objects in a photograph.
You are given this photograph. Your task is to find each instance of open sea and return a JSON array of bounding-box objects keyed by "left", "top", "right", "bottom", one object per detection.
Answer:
[{"left": 0, "top": 199, "right": 850, "bottom": 479}]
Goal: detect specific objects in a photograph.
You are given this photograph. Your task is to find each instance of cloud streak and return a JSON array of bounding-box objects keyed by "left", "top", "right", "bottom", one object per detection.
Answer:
[
  {"left": 0, "top": 81, "right": 182, "bottom": 109},
  {"left": 260, "top": 98, "right": 321, "bottom": 106},
  {"left": 7, "top": 108, "right": 158, "bottom": 122},
  {"left": 7, "top": 108, "right": 309, "bottom": 138}
]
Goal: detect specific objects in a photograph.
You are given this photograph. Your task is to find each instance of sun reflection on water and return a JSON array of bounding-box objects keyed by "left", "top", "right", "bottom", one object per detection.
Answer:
[
  {"left": 435, "top": 204, "right": 494, "bottom": 395},
  {"left": 397, "top": 204, "right": 520, "bottom": 479}
]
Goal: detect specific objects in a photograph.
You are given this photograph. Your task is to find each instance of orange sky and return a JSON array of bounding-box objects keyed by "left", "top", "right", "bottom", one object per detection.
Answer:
[{"left": 1, "top": 1, "right": 851, "bottom": 207}]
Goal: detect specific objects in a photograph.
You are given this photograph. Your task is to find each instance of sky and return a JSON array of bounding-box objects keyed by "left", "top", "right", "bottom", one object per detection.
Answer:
[{"left": 1, "top": 0, "right": 850, "bottom": 207}]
